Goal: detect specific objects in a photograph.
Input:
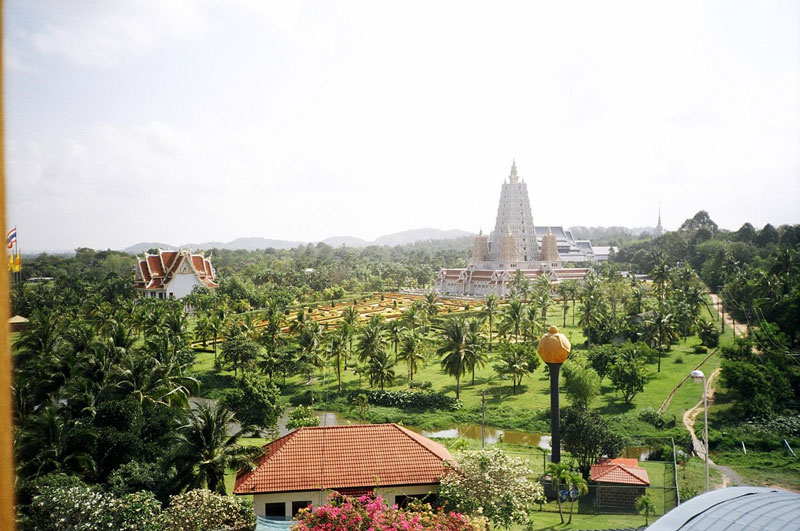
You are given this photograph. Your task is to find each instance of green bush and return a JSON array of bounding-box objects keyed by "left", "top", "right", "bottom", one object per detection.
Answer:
[
  {"left": 342, "top": 389, "right": 462, "bottom": 411},
  {"left": 674, "top": 355, "right": 684, "bottom": 364},
  {"left": 693, "top": 345, "right": 709, "bottom": 354}
]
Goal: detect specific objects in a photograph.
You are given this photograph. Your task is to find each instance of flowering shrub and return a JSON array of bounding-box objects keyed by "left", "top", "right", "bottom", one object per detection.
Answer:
[
  {"left": 28, "top": 485, "right": 161, "bottom": 531},
  {"left": 439, "top": 448, "right": 545, "bottom": 529},
  {"left": 292, "top": 492, "right": 484, "bottom": 531},
  {"left": 161, "top": 489, "right": 254, "bottom": 531}
]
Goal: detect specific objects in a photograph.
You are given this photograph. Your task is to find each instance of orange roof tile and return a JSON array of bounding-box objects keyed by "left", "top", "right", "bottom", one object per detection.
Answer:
[
  {"left": 191, "top": 255, "right": 205, "bottom": 274},
  {"left": 590, "top": 458, "right": 650, "bottom": 486},
  {"left": 161, "top": 251, "right": 178, "bottom": 271},
  {"left": 146, "top": 255, "right": 164, "bottom": 277},
  {"left": 234, "top": 424, "right": 453, "bottom": 495}
]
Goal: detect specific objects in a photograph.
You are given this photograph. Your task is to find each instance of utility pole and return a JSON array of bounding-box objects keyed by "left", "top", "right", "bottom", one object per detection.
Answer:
[{"left": 481, "top": 390, "right": 486, "bottom": 449}]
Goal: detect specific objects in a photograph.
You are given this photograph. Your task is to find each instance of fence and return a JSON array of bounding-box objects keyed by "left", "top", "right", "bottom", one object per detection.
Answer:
[{"left": 504, "top": 435, "right": 681, "bottom": 517}]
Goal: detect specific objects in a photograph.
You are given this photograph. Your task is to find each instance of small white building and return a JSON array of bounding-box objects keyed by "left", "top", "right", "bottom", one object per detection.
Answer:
[
  {"left": 234, "top": 424, "right": 453, "bottom": 522},
  {"left": 134, "top": 249, "right": 217, "bottom": 299}
]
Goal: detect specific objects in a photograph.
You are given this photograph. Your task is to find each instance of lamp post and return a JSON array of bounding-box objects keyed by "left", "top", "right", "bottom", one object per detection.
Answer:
[
  {"left": 537, "top": 325, "right": 571, "bottom": 463},
  {"left": 690, "top": 369, "right": 710, "bottom": 493}
]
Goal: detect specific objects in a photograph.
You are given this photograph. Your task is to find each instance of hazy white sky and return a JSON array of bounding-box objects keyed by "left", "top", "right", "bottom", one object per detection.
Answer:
[{"left": 6, "top": 0, "right": 800, "bottom": 251}]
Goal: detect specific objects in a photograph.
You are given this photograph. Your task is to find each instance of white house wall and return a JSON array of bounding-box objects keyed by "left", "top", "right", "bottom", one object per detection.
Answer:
[
  {"left": 165, "top": 272, "right": 203, "bottom": 299},
  {"left": 250, "top": 484, "right": 438, "bottom": 518}
]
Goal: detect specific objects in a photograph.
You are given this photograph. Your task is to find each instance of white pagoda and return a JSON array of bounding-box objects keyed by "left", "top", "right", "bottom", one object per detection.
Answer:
[{"left": 436, "top": 161, "right": 594, "bottom": 297}]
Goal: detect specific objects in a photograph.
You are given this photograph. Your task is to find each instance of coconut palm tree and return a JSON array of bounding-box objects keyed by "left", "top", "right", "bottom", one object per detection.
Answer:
[
  {"left": 341, "top": 305, "right": 359, "bottom": 366},
  {"left": 387, "top": 320, "right": 404, "bottom": 363},
  {"left": 635, "top": 494, "right": 655, "bottom": 525},
  {"left": 437, "top": 318, "right": 471, "bottom": 400},
  {"left": 465, "top": 318, "right": 487, "bottom": 385},
  {"left": 399, "top": 331, "right": 426, "bottom": 384},
  {"left": 327, "top": 329, "right": 347, "bottom": 391},
  {"left": 501, "top": 298, "right": 525, "bottom": 341},
  {"left": 170, "top": 402, "right": 262, "bottom": 495},
  {"left": 357, "top": 315, "right": 385, "bottom": 364},
  {"left": 545, "top": 462, "right": 571, "bottom": 524},
  {"left": 367, "top": 350, "right": 395, "bottom": 390},
  {"left": 494, "top": 344, "right": 528, "bottom": 394},
  {"left": 566, "top": 471, "right": 588, "bottom": 524},
  {"left": 481, "top": 294, "right": 499, "bottom": 348}
]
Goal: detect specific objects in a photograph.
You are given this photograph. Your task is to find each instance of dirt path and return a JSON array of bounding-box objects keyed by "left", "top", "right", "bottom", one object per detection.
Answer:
[{"left": 681, "top": 294, "right": 749, "bottom": 488}]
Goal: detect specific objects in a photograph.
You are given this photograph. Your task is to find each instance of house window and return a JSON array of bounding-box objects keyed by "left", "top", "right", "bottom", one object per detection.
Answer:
[
  {"left": 292, "top": 501, "right": 311, "bottom": 517},
  {"left": 396, "top": 494, "right": 439, "bottom": 509},
  {"left": 265, "top": 503, "right": 285, "bottom": 519}
]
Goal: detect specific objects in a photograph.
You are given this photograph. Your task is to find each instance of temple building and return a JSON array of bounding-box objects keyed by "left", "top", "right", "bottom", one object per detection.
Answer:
[
  {"left": 134, "top": 249, "right": 217, "bottom": 299},
  {"left": 436, "top": 161, "right": 593, "bottom": 297}
]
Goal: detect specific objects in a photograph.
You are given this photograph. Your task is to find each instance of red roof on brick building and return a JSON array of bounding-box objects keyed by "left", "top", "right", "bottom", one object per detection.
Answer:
[
  {"left": 234, "top": 424, "right": 453, "bottom": 495},
  {"left": 590, "top": 458, "right": 650, "bottom": 486}
]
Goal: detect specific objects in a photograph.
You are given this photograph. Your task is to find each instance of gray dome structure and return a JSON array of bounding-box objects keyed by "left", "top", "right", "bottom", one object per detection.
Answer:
[{"left": 648, "top": 487, "right": 800, "bottom": 531}]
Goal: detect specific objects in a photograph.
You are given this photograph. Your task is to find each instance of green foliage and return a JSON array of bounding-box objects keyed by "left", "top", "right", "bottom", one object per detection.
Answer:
[
  {"left": 586, "top": 344, "right": 618, "bottom": 381},
  {"left": 286, "top": 405, "right": 321, "bottom": 430},
  {"left": 609, "top": 348, "right": 648, "bottom": 403},
  {"left": 439, "top": 448, "right": 545, "bottom": 529},
  {"left": 221, "top": 372, "right": 285, "bottom": 436},
  {"left": 561, "top": 357, "right": 601, "bottom": 408},
  {"left": 340, "top": 389, "right": 462, "bottom": 411},
  {"left": 161, "top": 489, "right": 255, "bottom": 531},
  {"left": 562, "top": 406, "right": 625, "bottom": 478},
  {"left": 696, "top": 319, "right": 719, "bottom": 348},
  {"left": 720, "top": 337, "right": 798, "bottom": 417},
  {"left": 693, "top": 345, "right": 708, "bottom": 354},
  {"left": 637, "top": 407, "right": 676, "bottom": 429}
]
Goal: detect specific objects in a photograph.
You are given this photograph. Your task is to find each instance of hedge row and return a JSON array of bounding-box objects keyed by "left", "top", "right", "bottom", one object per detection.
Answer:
[{"left": 343, "top": 389, "right": 463, "bottom": 411}]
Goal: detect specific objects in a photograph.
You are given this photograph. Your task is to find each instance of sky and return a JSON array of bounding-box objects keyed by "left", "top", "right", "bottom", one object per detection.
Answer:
[{"left": 5, "top": 0, "right": 800, "bottom": 252}]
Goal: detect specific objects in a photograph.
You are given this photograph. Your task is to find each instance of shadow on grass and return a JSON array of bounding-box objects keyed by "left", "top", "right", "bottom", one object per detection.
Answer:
[{"left": 597, "top": 398, "right": 637, "bottom": 415}]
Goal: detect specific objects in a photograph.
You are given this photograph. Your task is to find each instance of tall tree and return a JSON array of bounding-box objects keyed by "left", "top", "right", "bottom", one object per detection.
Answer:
[
  {"left": 170, "top": 403, "right": 262, "bottom": 495},
  {"left": 438, "top": 318, "right": 471, "bottom": 400}
]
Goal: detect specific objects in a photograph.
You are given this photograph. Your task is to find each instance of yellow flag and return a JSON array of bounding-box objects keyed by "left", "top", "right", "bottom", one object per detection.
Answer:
[
  {"left": 7, "top": 253, "right": 12, "bottom": 272},
  {"left": 13, "top": 251, "right": 21, "bottom": 273}
]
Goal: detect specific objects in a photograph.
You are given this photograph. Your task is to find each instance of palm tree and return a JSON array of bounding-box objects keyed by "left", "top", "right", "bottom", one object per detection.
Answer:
[
  {"left": 356, "top": 316, "right": 385, "bottom": 364},
  {"left": 501, "top": 298, "right": 525, "bottom": 341},
  {"left": 465, "top": 318, "right": 487, "bottom": 385},
  {"left": 494, "top": 345, "right": 528, "bottom": 394},
  {"left": 327, "top": 329, "right": 347, "bottom": 392},
  {"left": 437, "top": 318, "right": 471, "bottom": 400},
  {"left": 566, "top": 471, "right": 588, "bottom": 524},
  {"left": 341, "top": 305, "right": 359, "bottom": 366},
  {"left": 481, "top": 294, "right": 499, "bottom": 348},
  {"left": 534, "top": 275, "right": 552, "bottom": 320},
  {"left": 546, "top": 462, "right": 571, "bottom": 524},
  {"left": 399, "top": 331, "right": 426, "bottom": 384},
  {"left": 387, "top": 320, "right": 404, "bottom": 363},
  {"left": 367, "top": 350, "right": 395, "bottom": 390},
  {"left": 635, "top": 494, "right": 655, "bottom": 525},
  {"left": 170, "top": 403, "right": 262, "bottom": 495},
  {"left": 296, "top": 322, "right": 324, "bottom": 380},
  {"left": 556, "top": 283, "right": 570, "bottom": 328}
]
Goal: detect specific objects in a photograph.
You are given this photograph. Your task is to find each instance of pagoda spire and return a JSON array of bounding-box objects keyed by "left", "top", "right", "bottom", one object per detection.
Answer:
[{"left": 509, "top": 159, "right": 519, "bottom": 184}]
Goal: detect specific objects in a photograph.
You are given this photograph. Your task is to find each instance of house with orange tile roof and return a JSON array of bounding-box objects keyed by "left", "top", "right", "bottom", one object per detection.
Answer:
[
  {"left": 133, "top": 249, "right": 217, "bottom": 300},
  {"left": 590, "top": 457, "right": 650, "bottom": 509},
  {"left": 234, "top": 423, "right": 454, "bottom": 522}
]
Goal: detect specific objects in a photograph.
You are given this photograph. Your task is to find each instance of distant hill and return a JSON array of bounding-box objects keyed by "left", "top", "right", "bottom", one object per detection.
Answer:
[
  {"left": 121, "top": 228, "right": 473, "bottom": 254},
  {"left": 123, "top": 242, "right": 177, "bottom": 254},
  {"left": 374, "top": 228, "right": 472, "bottom": 246},
  {"left": 321, "top": 236, "right": 372, "bottom": 247}
]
